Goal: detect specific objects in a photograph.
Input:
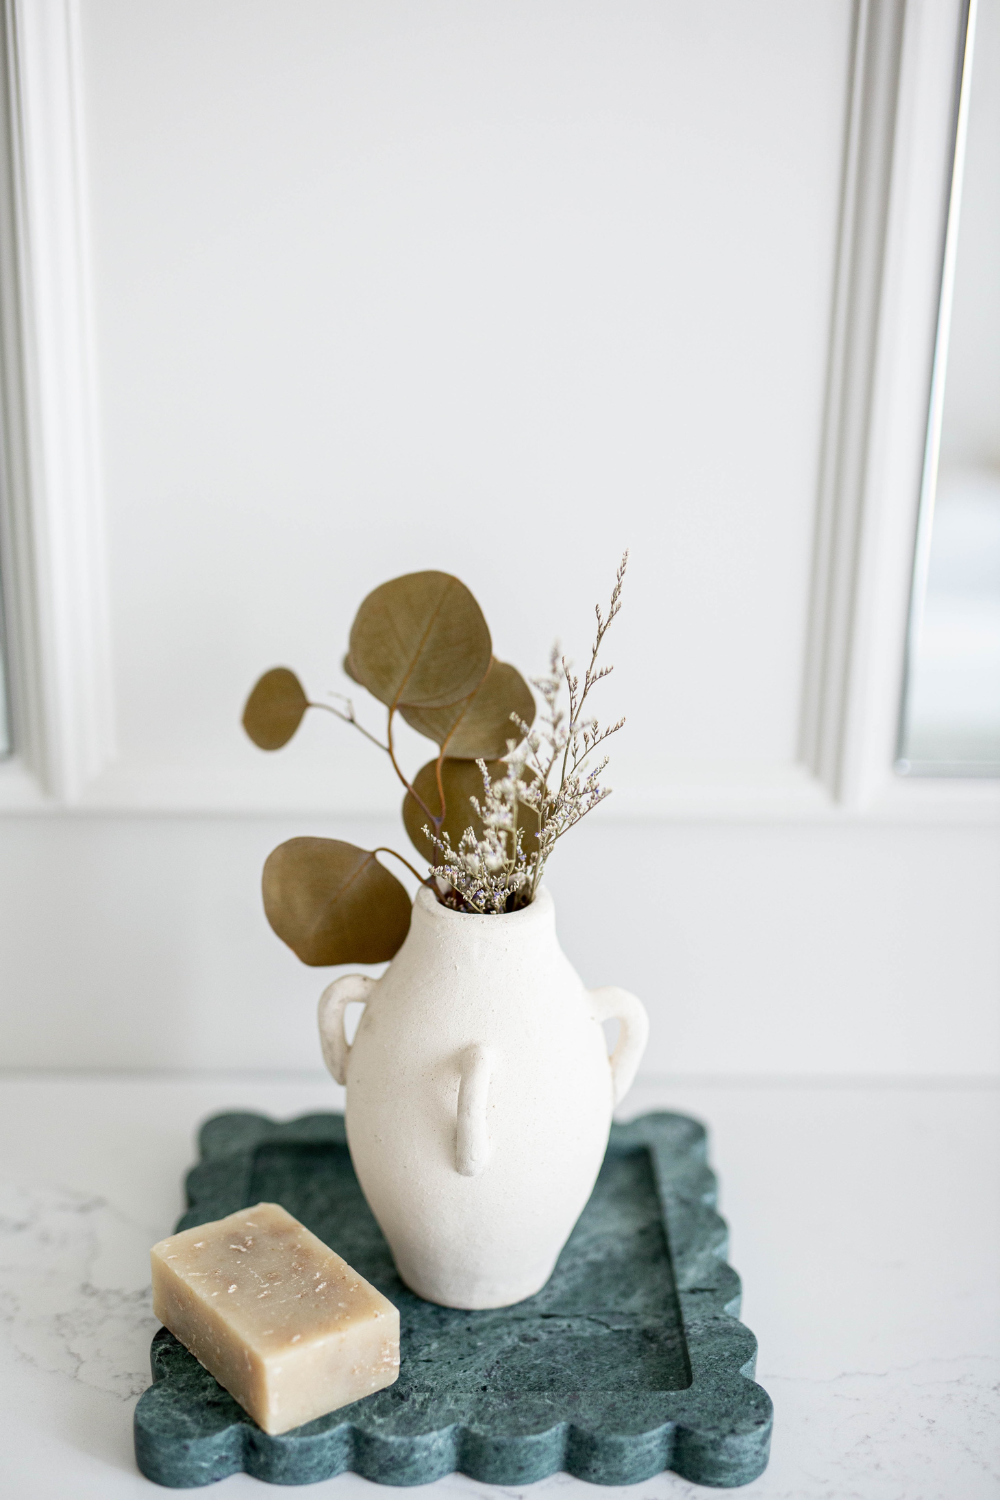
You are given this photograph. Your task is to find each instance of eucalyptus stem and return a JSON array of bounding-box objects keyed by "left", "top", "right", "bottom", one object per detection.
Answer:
[
  {"left": 386, "top": 709, "right": 439, "bottom": 828},
  {"left": 373, "top": 847, "right": 432, "bottom": 885},
  {"left": 309, "top": 699, "right": 388, "bottom": 753},
  {"left": 433, "top": 749, "right": 447, "bottom": 834}
]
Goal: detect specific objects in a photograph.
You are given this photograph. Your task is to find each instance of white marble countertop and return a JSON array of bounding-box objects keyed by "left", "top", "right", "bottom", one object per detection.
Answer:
[{"left": 1, "top": 1074, "right": 997, "bottom": 1499}]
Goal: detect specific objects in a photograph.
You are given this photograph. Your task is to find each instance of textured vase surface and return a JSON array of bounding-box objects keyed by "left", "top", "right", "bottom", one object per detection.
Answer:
[{"left": 318, "top": 884, "right": 647, "bottom": 1309}]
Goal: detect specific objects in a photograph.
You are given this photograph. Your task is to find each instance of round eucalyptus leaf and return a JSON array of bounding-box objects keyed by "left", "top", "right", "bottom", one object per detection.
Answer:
[
  {"left": 346, "top": 571, "right": 492, "bottom": 710},
  {"left": 403, "top": 758, "right": 540, "bottom": 865},
  {"left": 262, "top": 838, "right": 412, "bottom": 965},
  {"left": 242, "top": 668, "right": 309, "bottom": 750},
  {"left": 400, "top": 659, "right": 536, "bottom": 758}
]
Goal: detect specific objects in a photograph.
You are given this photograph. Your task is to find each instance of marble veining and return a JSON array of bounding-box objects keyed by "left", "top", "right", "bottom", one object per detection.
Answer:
[
  {"left": 0, "top": 1181, "right": 160, "bottom": 1402},
  {"left": 2, "top": 1076, "right": 997, "bottom": 1499},
  {"left": 0, "top": 1179, "right": 162, "bottom": 1413}
]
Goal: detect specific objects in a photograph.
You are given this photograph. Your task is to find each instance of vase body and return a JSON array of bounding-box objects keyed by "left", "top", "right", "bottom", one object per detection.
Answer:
[{"left": 320, "top": 885, "right": 646, "bottom": 1310}]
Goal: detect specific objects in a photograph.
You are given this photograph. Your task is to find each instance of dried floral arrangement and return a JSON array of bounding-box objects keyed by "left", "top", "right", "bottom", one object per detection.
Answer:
[{"left": 242, "top": 557, "right": 626, "bottom": 966}]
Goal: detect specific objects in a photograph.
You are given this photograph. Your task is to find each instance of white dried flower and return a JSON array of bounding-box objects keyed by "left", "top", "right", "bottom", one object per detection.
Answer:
[{"left": 428, "top": 553, "right": 627, "bottom": 912}]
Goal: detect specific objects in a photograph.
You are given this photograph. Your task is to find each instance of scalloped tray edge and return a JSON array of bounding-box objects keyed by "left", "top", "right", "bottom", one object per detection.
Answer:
[{"left": 134, "top": 1110, "right": 772, "bottom": 1488}]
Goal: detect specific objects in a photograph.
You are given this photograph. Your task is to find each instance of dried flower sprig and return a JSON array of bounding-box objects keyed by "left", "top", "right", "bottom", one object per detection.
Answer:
[
  {"left": 428, "top": 553, "right": 627, "bottom": 913},
  {"left": 423, "top": 760, "right": 532, "bottom": 914}
]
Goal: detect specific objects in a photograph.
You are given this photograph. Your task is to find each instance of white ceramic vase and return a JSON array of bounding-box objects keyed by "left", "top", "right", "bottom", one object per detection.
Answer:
[{"left": 317, "top": 885, "right": 648, "bottom": 1310}]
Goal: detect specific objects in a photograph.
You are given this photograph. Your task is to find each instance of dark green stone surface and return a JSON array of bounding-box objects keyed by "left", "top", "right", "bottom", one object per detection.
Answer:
[{"left": 134, "top": 1111, "right": 772, "bottom": 1488}]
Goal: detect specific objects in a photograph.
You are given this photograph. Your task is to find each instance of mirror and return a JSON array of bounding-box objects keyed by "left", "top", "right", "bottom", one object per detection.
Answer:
[
  {"left": 0, "top": 570, "right": 9, "bottom": 757},
  {"left": 898, "top": 0, "right": 1000, "bottom": 776}
]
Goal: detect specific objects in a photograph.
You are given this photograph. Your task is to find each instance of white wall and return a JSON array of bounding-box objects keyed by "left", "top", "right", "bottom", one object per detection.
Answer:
[
  {"left": 1, "top": 813, "right": 997, "bottom": 1074},
  {"left": 1, "top": 0, "right": 997, "bottom": 1076}
]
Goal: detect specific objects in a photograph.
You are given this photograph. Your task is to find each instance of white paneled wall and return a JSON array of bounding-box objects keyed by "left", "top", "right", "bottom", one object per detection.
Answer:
[
  {"left": 1, "top": 0, "right": 997, "bottom": 1075},
  {"left": 78, "top": 0, "right": 848, "bottom": 808}
]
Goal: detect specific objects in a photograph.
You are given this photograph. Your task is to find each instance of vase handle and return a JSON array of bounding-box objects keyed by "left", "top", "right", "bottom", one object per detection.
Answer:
[
  {"left": 588, "top": 986, "right": 649, "bottom": 1106},
  {"left": 455, "top": 1043, "right": 492, "bottom": 1178},
  {"left": 317, "top": 974, "right": 377, "bottom": 1086}
]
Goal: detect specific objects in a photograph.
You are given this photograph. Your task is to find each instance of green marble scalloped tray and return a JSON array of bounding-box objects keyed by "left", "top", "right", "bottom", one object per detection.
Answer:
[{"left": 134, "top": 1110, "right": 772, "bottom": 1489}]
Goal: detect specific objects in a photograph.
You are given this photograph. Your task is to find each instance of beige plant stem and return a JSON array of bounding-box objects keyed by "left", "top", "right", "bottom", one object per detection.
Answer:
[
  {"left": 308, "top": 698, "right": 389, "bottom": 753},
  {"left": 386, "top": 709, "right": 441, "bottom": 832},
  {"left": 434, "top": 749, "right": 447, "bottom": 833},
  {"left": 372, "top": 847, "right": 433, "bottom": 886},
  {"left": 313, "top": 695, "right": 446, "bottom": 835}
]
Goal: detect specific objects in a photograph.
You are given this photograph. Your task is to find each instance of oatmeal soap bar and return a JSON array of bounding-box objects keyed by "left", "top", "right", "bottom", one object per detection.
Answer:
[{"left": 150, "top": 1202, "right": 399, "bottom": 1435}]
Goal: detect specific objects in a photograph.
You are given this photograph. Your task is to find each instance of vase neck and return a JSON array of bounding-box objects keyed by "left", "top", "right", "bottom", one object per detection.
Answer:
[{"left": 409, "top": 884, "right": 556, "bottom": 955}]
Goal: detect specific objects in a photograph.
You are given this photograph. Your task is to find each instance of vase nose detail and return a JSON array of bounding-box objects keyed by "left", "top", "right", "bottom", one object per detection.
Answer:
[{"left": 455, "top": 1044, "right": 492, "bottom": 1177}]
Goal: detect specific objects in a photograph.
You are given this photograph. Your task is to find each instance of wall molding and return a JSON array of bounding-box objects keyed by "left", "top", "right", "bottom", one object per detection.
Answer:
[
  {"left": 801, "top": 0, "right": 907, "bottom": 803},
  {"left": 0, "top": 0, "right": 114, "bottom": 804},
  {"left": 43, "top": 755, "right": 994, "bottom": 823}
]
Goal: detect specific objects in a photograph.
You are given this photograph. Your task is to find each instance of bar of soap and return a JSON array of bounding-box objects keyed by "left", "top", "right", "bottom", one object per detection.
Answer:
[{"left": 150, "top": 1201, "right": 399, "bottom": 1435}]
